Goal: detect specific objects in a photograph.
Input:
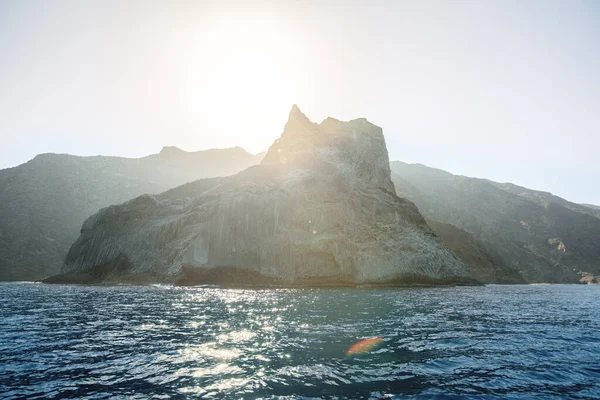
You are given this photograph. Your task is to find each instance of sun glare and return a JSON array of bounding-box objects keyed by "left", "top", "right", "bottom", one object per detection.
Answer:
[{"left": 185, "top": 18, "right": 311, "bottom": 151}]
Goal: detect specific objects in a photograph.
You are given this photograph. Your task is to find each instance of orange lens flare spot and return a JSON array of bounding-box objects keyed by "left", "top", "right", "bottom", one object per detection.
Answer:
[{"left": 345, "top": 337, "right": 384, "bottom": 356}]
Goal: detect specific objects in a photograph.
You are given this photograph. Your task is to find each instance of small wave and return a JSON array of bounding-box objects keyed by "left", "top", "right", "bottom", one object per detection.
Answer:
[{"left": 0, "top": 283, "right": 599, "bottom": 399}]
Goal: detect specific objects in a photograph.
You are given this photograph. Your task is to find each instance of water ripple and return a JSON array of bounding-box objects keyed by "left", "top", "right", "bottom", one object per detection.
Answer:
[{"left": 1, "top": 283, "right": 599, "bottom": 399}]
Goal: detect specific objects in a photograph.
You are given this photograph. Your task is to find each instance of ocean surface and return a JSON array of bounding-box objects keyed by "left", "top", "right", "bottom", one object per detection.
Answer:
[{"left": 1, "top": 283, "right": 599, "bottom": 399}]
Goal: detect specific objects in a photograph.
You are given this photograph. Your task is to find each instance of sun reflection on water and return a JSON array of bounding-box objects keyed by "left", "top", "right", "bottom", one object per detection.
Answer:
[{"left": 2, "top": 284, "right": 600, "bottom": 398}]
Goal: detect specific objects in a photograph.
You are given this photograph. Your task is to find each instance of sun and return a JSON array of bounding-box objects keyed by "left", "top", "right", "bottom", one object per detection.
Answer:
[{"left": 184, "top": 17, "right": 312, "bottom": 152}]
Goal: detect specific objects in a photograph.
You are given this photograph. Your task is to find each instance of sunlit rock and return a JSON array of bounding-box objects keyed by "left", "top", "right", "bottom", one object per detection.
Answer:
[{"left": 49, "top": 106, "right": 475, "bottom": 286}]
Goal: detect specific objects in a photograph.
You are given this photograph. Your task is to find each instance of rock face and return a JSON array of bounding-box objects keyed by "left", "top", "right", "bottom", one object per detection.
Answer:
[
  {"left": 425, "top": 219, "right": 525, "bottom": 284},
  {"left": 390, "top": 162, "right": 600, "bottom": 283},
  {"left": 0, "top": 147, "right": 263, "bottom": 281},
  {"left": 50, "top": 106, "right": 475, "bottom": 286},
  {"left": 579, "top": 271, "right": 600, "bottom": 284}
]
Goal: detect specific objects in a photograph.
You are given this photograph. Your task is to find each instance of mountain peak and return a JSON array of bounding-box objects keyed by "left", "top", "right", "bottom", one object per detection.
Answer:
[
  {"left": 261, "top": 106, "right": 395, "bottom": 192},
  {"left": 159, "top": 146, "right": 185, "bottom": 157},
  {"left": 289, "top": 103, "right": 302, "bottom": 115},
  {"left": 287, "top": 104, "right": 311, "bottom": 126}
]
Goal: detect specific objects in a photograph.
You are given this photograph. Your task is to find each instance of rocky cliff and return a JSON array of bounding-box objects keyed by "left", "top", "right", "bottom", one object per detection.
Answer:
[
  {"left": 48, "top": 106, "right": 475, "bottom": 286},
  {"left": 424, "top": 219, "right": 525, "bottom": 284},
  {"left": 390, "top": 162, "right": 600, "bottom": 283},
  {"left": 0, "top": 148, "right": 263, "bottom": 281}
]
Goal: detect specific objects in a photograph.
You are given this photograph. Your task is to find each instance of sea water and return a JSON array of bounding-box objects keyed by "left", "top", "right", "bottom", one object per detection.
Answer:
[{"left": 1, "top": 283, "right": 599, "bottom": 399}]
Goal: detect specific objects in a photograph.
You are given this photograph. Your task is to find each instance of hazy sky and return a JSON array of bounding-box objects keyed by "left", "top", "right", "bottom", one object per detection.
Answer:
[{"left": 1, "top": 0, "right": 599, "bottom": 204}]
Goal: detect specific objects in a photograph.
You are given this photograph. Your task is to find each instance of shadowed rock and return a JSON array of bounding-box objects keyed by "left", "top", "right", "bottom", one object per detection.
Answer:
[
  {"left": 0, "top": 147, "right": 263, "bottom": 281},
  {"left": 425, "top": 219, "right": 525, "bottom": 284},
  {"left": 50, "top": 106, "right": 476, "bottom": 286},
  {"left": 390, "top": 161, "right": 600, "bottom": 283}
]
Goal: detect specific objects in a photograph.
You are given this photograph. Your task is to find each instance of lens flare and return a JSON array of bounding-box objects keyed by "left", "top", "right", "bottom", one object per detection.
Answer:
[{"left": 346, "top": 337, "right": 384, "bottom": 356}]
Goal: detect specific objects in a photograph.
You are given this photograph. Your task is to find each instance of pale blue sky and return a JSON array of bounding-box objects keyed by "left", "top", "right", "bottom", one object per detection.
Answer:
[{"left": 1, "top": 0, "right": 599, "bottom": 204}]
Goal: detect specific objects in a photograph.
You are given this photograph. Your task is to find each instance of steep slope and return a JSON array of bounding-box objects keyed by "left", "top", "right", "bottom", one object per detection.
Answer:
[
  {"left": 391, "top": 172, "right": 524, "bottom": 283},
  {"left": 0, "top": 148, "right": 263, "bottom": 281},
  {"left": 390, "top": 162, "right": 600, "bottom": 283},
  {"left": 493, "top": 182, "right": 600, "bottom": 220},
  {"left": 48, "top": 106, "right": 475, "bottom": 286},
  {"left": 425, "top": 220, "right": 525, "bottom": 284},
  {"left": 581, "top": 203, "right": 600, "bottom": 212}
]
